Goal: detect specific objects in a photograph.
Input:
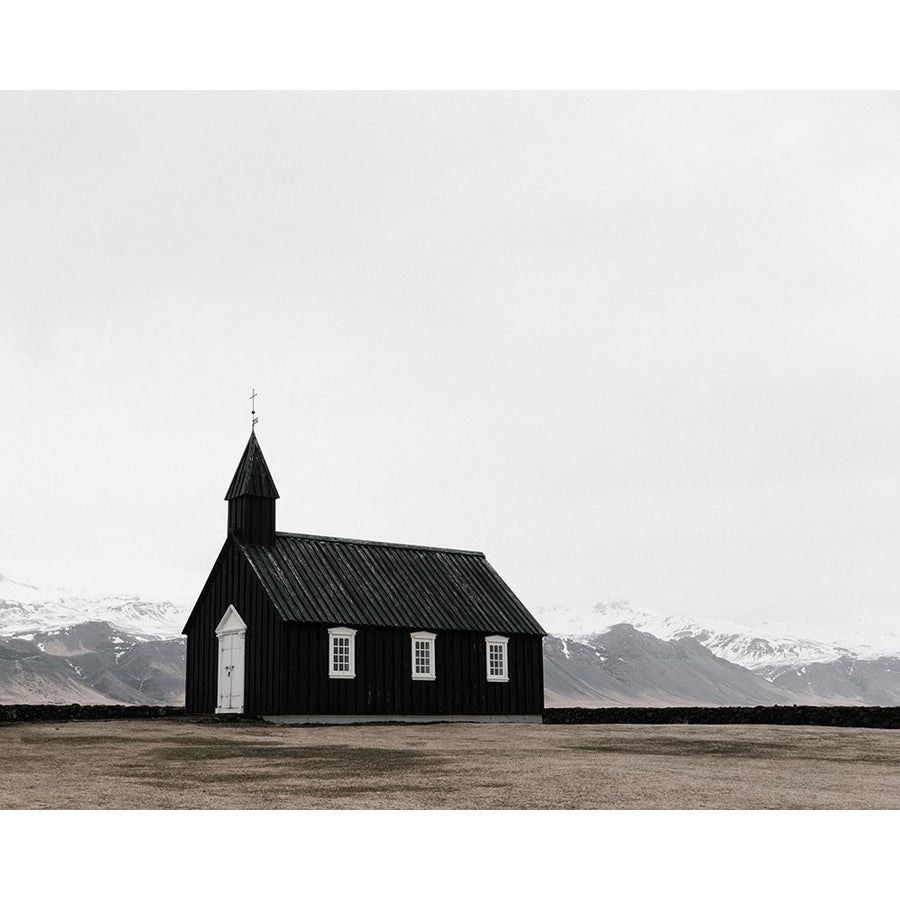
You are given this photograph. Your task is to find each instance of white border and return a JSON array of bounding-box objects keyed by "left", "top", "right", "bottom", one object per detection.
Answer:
[{"left": 4, "top": 3, "right": 900, "bottom": 90}]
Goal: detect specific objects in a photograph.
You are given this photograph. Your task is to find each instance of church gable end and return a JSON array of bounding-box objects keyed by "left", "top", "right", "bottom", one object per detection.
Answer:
[{"left": 183, "top": 536, "right": 285, "bottom": 714}]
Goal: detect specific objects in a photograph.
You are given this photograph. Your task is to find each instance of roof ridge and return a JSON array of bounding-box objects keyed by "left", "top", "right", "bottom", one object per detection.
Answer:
[{"left": 275, "top": 531, "right": 485, "bottom": 557}]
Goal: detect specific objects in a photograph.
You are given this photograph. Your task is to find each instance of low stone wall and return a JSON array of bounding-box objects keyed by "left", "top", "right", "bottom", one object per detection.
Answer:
[
  {"left": 4, "top": 704, "right": 899, "bottom": 729},
  {"left": 0, "top": 704, "right": 189, "bottom": 723},
  {"left": 543, "top": 706, "right": 900, "bottom": 729}
]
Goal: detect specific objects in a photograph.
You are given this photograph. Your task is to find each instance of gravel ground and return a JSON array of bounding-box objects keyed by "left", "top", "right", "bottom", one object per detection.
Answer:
[{"left": 2, "top": 718, "right": 900, "bottom": 809}]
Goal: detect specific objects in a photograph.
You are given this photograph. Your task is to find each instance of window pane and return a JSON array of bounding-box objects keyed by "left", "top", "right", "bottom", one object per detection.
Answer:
[
  {"left": 412, "top": 637, "right": 434, "bottom": 676},
  {"left": 332, "top": 635, "right": 353, "bottom": 671},
  {"left": 488, "top": 641, "right": 506, "bottom": 676}
]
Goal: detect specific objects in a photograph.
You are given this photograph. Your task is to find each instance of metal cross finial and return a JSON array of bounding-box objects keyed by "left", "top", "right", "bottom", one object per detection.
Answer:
[{"left": 250, "top": 388, "right": 259, "bottom": 431}]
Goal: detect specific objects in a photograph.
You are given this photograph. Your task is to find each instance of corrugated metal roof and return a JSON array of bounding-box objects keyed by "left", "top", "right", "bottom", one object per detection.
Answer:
[
  {"left": 224, "top": 432, "right": 280, "bottom": 500},
  {"left": 240, "top": 532, "right": 546, "bottom": 635}
]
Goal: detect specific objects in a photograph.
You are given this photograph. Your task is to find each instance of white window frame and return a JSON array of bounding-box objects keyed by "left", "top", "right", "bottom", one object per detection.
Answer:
[
  {"left": 485, "top": 635, "right": 509, "bottom": 682},
  {"left": 328, "top": 626, "right": 357, "bottom": 679},
  {"left": 410, "top": 631, "right": 437, "bottom": 681}
]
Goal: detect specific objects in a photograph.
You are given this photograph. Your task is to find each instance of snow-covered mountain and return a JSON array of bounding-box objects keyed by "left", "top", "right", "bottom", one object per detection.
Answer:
[
  {"left": 535, "top": 598, "right": 900, "bottom": 706},
  {"left": 535, "top": 599, "right": 900, "bottom": 671},
  {"left": 543, "top": 625, "right": 814, "bottom": 707},
  {"left": 0, "top": 572, "right": 190, "bottom": 703},
  {"left": 0, "top": 621, "right": 185, "bottom": 705},
  {"left": 0, "top": 573, "right": 191, "bottom": 640}
]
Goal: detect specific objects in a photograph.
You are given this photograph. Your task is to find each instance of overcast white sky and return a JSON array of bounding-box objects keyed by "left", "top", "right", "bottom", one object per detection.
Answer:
[{"left": 2, "top": 92, "right": 900, "bottom": 627}]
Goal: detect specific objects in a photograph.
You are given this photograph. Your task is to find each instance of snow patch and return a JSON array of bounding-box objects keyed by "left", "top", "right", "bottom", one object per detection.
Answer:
[{"left": 0, "top": 574, "right": 190, "bottom": 639}]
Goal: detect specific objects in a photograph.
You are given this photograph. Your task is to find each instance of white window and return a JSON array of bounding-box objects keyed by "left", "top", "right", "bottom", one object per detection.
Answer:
[
  {"left": 485, "top": 635, "right": 509, "bottom": 682},
  {"left": 328, "top": 626, "right": 357, "bottom": 678},
  {"left": 410, "top": 631, "right": 436, "bottom": 680}
]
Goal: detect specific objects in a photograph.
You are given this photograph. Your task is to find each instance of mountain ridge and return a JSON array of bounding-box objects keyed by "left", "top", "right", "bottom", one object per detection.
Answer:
[
  {"left": 0, "top": 572, "right": 190, "bottom": 640},
  {"left": 543, "top": 624, "right": 815, "bottom": 707},
  {"left": 535, "top": 599, "right": 900, "bottom": 670}
]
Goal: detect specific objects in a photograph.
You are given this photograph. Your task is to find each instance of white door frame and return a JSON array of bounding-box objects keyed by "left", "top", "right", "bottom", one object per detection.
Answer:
[{"left": 215, "top": 605, "right": 247, "bottom": 714}]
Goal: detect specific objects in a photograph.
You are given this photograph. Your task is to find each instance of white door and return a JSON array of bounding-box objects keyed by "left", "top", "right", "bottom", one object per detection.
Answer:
[
  {"left": 215, "top": 605, "right": 247, "bottom": 714},
  {"left": 229, "top": 631, "right": 245, "bottom": 710},
  {"left": 217, "top": 634, "right": 233, "bottom": 710},
  {"left": 216, "top": 631, "right": 246, "bottom": 713}
]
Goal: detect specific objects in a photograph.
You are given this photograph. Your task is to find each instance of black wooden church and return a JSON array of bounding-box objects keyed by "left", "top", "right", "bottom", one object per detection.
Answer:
[{"left": 183, "top": 431, "right": 546, "bottom": 722}]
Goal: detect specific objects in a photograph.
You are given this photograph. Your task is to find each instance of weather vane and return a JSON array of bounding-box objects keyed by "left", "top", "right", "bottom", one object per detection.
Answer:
[{"left": 250, "top": 388, "right": 258, "bottom": 431}]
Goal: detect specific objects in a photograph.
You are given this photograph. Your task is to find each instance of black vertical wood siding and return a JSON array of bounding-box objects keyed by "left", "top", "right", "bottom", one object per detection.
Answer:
[
  {"left": 280, "top": 624, "right": 543, "bottom": 716},
  {"left": 227, "top": 496, "right": 276, "bottom": 545}
]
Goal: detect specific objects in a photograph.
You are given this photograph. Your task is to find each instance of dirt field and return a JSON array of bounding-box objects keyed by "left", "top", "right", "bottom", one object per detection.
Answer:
[{"left": 2, "top": 718, "right": 900, "bottom": 809}]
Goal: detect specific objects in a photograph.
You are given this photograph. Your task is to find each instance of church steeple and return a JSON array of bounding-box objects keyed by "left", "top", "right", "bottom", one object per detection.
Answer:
[{"left": 225, "top": 431, "right": 279, "bottom": 545}]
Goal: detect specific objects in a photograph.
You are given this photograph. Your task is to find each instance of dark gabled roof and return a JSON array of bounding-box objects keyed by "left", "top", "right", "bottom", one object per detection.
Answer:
[
  {"left": 225, "top": 431, "right": 280, "bottom": 500},
  {"left": 240, "top": 532, "right": 546, "bottom": 635}
]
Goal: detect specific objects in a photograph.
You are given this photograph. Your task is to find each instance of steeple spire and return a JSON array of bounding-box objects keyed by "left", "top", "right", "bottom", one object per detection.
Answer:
[
  {"left": 225, "top": 431, "right": 279, "bottom": 501},
  {"left": 226, "top": 431, "right": 279, "bottom": 544}
]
